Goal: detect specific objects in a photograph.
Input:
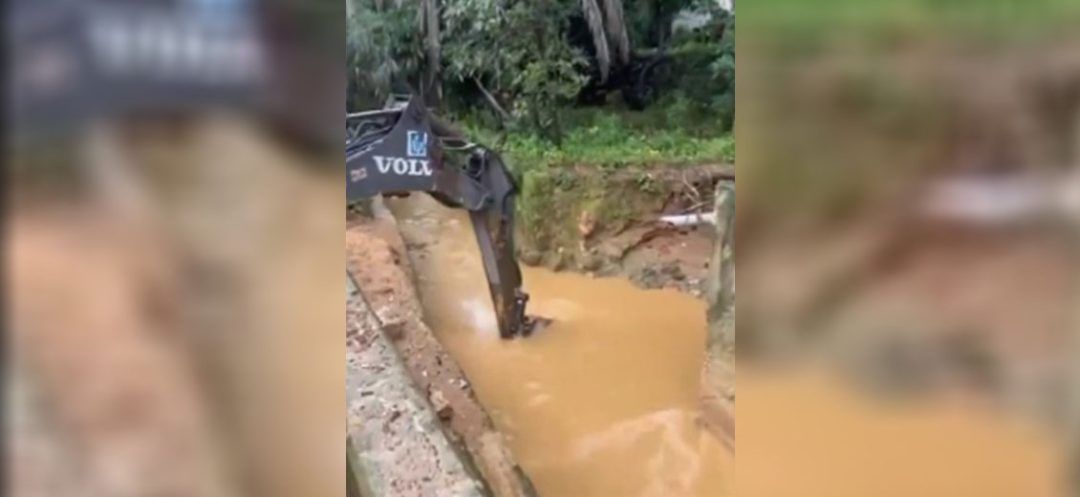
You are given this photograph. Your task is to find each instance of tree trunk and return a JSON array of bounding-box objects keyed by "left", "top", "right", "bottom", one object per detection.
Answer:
[
  {"left": 474, "top": 78, "right": 511, "bottom": 126},
  {"left": 422, "top": 0, "right": 442, "bottom": 106},
  {"left": 581, "top": 0, "right": 611, "bottom": 81},
  {"left": 600, "top": 0, "right": 631, "bottom": 66}
]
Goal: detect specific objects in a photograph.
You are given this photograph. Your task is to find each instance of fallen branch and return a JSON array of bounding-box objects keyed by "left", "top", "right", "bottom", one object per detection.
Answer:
[{"left": 473, "top": 78, "right": 512, "bottom": 126}]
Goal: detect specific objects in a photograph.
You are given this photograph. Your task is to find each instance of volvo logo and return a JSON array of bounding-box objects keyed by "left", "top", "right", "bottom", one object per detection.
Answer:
[
  {"left": 407, "top": 130, "right": 428, "bottom": 157},
  {"left": 372, "top": 156, "right": 433, "bottom": 177}
]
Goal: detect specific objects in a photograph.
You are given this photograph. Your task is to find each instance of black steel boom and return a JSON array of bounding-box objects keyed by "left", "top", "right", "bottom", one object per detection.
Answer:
[{"left": 347, "top": 96, "right": 544, "bottom": 338}]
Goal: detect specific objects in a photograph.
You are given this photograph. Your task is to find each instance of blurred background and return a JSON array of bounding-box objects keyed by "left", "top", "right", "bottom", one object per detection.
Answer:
[
  {"left": 8, "top": 1, "right": 344, "bottom": 496},
  {"left": 738, "top": 0, "right": 1080, "bottom": 496}
]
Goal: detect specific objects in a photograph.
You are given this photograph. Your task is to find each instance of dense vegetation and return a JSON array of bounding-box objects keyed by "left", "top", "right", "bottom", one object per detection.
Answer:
[{"left": 347, "top": 0, "right": 735, "bottom": 171}]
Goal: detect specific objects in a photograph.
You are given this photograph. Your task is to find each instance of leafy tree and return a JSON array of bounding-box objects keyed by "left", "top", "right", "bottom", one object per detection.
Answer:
[
  {"left": 346, "top": 0, "right": 735, "bottom": 136},
  {"left": 663, "top": 3, "right": 735, "bottom": 130},
  {"left": 442, "top": 0, "right": 588, "bottom": 141},
  {"left": 346, "top": 2, "right": 424, "bottom": 110}
]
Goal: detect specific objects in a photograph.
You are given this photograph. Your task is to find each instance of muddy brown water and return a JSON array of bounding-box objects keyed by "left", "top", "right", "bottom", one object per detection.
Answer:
[
  {"left": 388, "top": 194, "right": 1064, "bottom": 497},
  {"left": 388, "top": 195, "right": 732, "bottom": 497},
  {"left": 737, "top": 369, "right": 1064, "bottom": 497}
]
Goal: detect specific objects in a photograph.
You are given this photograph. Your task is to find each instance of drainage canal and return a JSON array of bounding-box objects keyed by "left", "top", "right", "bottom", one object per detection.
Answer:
[{"left": 387, "top": 195, "right": 732, "bottom": 497}]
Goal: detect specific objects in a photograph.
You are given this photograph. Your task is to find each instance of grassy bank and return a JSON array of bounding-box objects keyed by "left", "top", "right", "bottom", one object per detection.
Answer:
[
  {"left": 459, "top": 104, "right": 734, "bottom": 176},
  {"left": 451, "top": 99, "right": 734, "bottom": 270}
]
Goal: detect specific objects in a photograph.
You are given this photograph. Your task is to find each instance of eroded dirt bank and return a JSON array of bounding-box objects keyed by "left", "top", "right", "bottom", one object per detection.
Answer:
[
  {"left": 387, "top": 194, "right": 733, "bottom": 497},
  {"left": 517, "top": 164, "right": 733, "bottom": 294}
]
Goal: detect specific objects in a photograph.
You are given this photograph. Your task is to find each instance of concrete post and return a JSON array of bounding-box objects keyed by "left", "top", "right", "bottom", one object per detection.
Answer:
[
  {"left": 1068, "top": 226, "right": 1080, "bottom": 496},
  {"left": 703, "top": 180, "right": 735, "bottom": 448}
]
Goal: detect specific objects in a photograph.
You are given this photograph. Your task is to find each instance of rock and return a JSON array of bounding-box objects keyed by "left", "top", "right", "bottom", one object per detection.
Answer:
[
  {"left": 631, "top": 267, "right": 663, "bottom": 289},
  {"left": 580, "top": 251, "right": 605, "bottom": 272},
  {"left": 430, "top": 389, "right": 454, "bottom": 421},
  {"left": 383, "top": 320, "right": 406, "bottom": 341},
  {"left": 352, "top": 198, "right": 373, "bottom": 216},
  {"left": 550, "top": 252, "right": 569, "bottom": 272},
  {"left": 519, "top": 249, "right": 543, "bottom": 266},
  {"left": 630, "top": 262, "right": 686, "bottom": 289},
  {"left": 578, "top": 210, "right": 598, "bottom": 239}
]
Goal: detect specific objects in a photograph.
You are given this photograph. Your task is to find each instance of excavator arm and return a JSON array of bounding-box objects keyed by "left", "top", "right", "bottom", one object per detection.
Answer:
[{"left": 346, "top": 96, "right": 544, "bottom": 338}]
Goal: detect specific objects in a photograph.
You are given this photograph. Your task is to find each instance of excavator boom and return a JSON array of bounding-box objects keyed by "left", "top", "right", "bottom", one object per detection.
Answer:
[{"left": 347, "top": 96, "right": 543, "bottom": 338}]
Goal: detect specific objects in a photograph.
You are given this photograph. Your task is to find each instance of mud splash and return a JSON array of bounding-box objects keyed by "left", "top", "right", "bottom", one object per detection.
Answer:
[{"left": 387, "top": 195, "right": 732, "bottom": 497}]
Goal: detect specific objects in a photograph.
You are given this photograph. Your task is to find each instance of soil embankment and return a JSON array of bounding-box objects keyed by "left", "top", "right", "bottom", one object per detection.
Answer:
[
  {"left": 517, "top": 164, "right": 733, "bottom": 294},
  {"left": 346, "top": 206, "right": 538, "bottom": 497}
]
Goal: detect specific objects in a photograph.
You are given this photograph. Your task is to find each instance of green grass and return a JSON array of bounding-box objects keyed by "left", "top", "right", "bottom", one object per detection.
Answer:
[
  {"left": 500, "top": 124, "right": 733, "bottom": 172},
  {"left": 458, "top": 105, "right": 734, "bottom": 174}
]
